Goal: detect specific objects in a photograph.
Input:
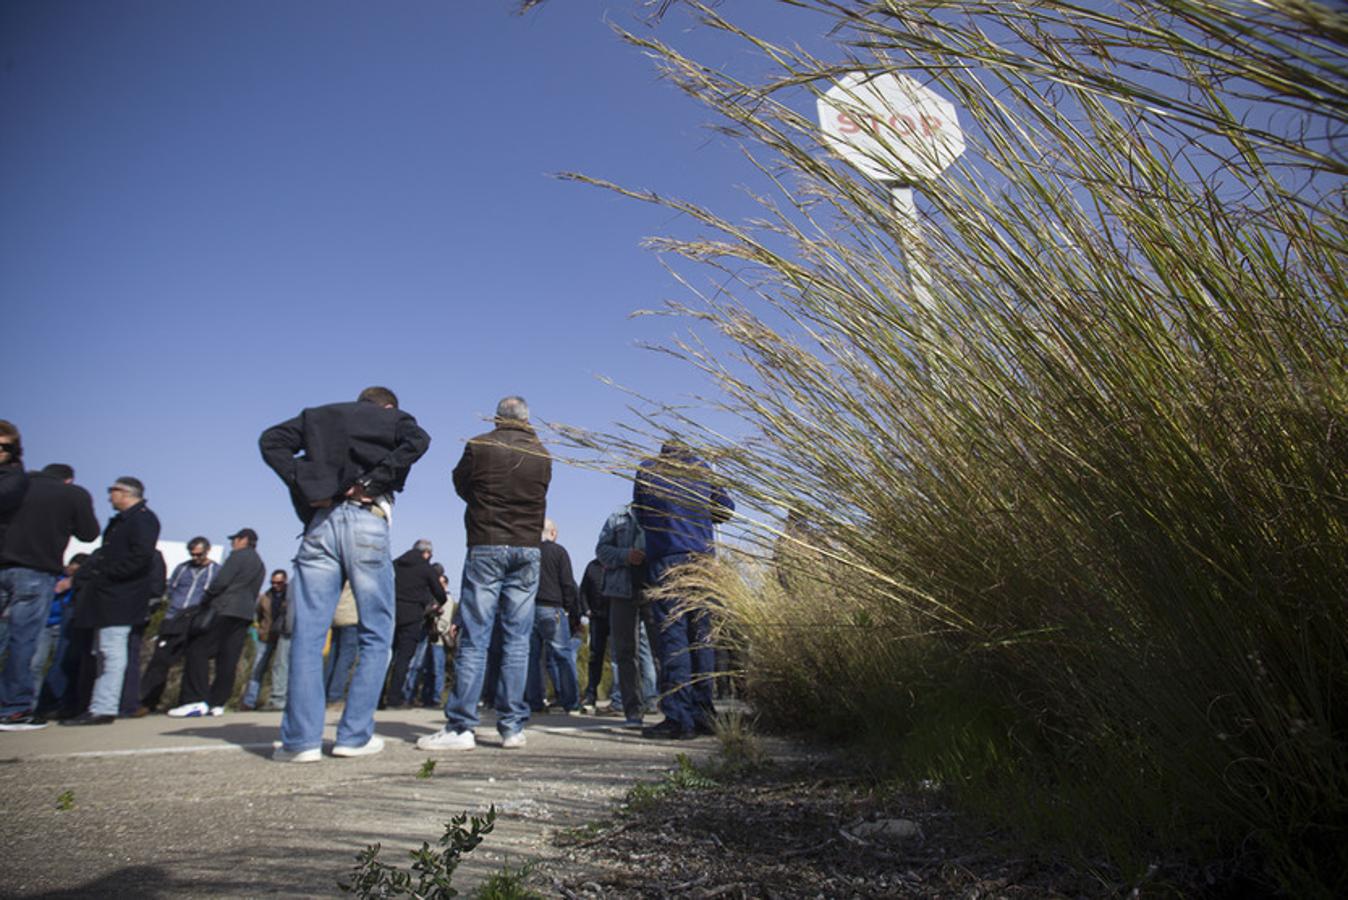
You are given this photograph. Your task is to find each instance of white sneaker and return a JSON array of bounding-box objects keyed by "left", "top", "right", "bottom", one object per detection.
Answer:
[
  {"left": 501, "top": 730, "right": 527, "bottom": 749},
  {"left": 332, "top": 734, "right": 385, "bottom": 758},
  {"left": 208, "top": 706, "right": 225, "bottom": 717},
  {"left": 416, "top": 727, "right": 475, "bottom": 751},
  {"left": 167, "top": 702, "right": 209, "bottom": 718},
  {"left": 272, "top": 744, "right": 322, "bottom": 763}
]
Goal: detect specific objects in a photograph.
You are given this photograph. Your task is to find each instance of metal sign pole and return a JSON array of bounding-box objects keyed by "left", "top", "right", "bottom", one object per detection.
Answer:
[{"left": 888, "top": 183, "right": 934, "bottom": 329}]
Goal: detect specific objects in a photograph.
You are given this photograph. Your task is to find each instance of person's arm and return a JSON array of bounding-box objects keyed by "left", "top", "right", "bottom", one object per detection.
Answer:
[
  {"left": 559, "top": 546, "right": 579, "bottom": 615},
  {"left": 258, "top": 414, "right": 305, "bottom": 486},
  {"left": 359, "top": 415, "right": 431, "bottom": 496},
  {"left": 451, "top": 444, "right": 474, "bottom": 501},
  {"left": 0, "top": 467, "right": 27, "bottom": 515},
  {"left": 710, "top": 484, "right": 734, "bottom": 524}
]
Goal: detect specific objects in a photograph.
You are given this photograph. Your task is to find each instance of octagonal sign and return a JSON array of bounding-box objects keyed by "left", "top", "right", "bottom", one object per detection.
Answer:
[{"left": 817, "top": 72, "right": 964, "bottom": 183}]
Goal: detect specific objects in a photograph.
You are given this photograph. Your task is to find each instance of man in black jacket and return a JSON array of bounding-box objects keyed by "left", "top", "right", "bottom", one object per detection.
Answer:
[
  {"left": 63, "top": 476, "right": 161, "bottom": 727},
  {"left": 384, "top": 539, "right": 447, "bottom": 708},
  {"left": 526, "top": 519, "right": 580, "bottom": 713},
  {"left": 418, "top": 395, "right": 550, "bottom": 753},
  {"left": 260, "top": 385, "right": 431, "bottom": 762},
  {"left": 0, "top": 462, "right": 100, "bottom": 730}
]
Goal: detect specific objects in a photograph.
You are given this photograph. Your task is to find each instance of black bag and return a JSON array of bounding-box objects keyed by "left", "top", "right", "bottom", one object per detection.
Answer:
[{"left": 188, "top": 603, "right": 218, "bottom": 636}]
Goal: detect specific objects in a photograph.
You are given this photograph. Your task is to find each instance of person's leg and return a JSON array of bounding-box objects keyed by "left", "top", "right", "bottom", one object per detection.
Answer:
[
  {"left": 493, "top": 547, "right": 540, "bottom": 738},
  {"left": 443, "top": 546, "right": 506, "bottom": 733},
  {"left": 0, "top": 568, "right": 58, "bottom": 716},
  {"left": 549, "top": 611, "right": 580, "bottom": 711},
  {"left": 333, "top": 505, "right": 395, "bottom": 750},
  {"left": 384, "top": 621, "right": 421, "bottom": 707},
  {"left": 177, "top": 626, "right": 221, "bottom": 706},
  {"left": 37, "top": 612, "right": 73, "bottom": 714},
  {"left": 118, "top": 626, "right": 145, "bottom": 716},
  {"left": 525, "top": 607, "right": 548, "bottom": 711},
  {"left": 243, "top": 640, "right": 274, "bottom": 708},
  {"left": 585, "top": 615, "right": 609, "bottom": 705},
  {"left": 138, "top": 632, "right": 184, "bottom": 710},
  {"left": 29, "top": 623, "right": 59, "bottom": 697},
  {"left": 207, "top": 618, "right": 251, "bottom": 708},
  {"left": 88, "top": 625, "right": 132, "bottom": 717},
  {"left": 426, "top": 643, "right": 447, "bottom": 706},
  {"left": 267, "top": 636, "right": 290, "bottom": 709},
  {"left": 481, "top": 620, "right": 503, "bottom": 707},
  {"left": 280, "top": 506, "right": 346, "bottom": 752},
  {"left": 48, "top": 625, "right": 92, "bottom": 716},
  {"left": 609, "top": 599, "right": 642, "bottom": 721},
  {"left": 637, "top": 610, "right": 660, "bottom": 706},
  {"left": 402, "top": 634, "right": 429, "bottom": 703},
  {"left": 688, "top": 606, "right": 717, "bottom": 729}
]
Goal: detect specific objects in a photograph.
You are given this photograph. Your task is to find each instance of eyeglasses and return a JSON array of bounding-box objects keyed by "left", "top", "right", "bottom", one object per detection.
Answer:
[
  {"left": 0, "top": 443, "right": 15, "bottom": 453},
  {"left": 271, "top": 580, "right": 286, "bottom": 586},
  {"left": 190, "top": 552, "right": 208, "bottom": 558}
]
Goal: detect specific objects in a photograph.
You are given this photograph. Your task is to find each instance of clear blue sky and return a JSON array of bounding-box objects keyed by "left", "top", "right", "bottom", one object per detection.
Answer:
[{"left": 2, "top": 2, "right": 820, "bottom": 581}]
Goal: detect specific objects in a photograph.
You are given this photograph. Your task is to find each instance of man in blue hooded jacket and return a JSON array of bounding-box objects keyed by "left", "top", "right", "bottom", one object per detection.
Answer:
[{"left": 632, "top": 440, "right": 733, "bottom": 739}]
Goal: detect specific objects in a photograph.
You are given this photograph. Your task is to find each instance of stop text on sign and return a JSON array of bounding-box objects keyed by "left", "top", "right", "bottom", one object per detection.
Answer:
[
  {"left": 817, "top": 72, "right": 965, "bottom": 183},
  {"left": 833, "top": 111, "right": 945, "bottom": 139}
]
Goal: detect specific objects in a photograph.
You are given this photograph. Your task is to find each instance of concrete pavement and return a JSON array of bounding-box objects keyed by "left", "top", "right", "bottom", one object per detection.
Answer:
[{"left": 0, "top": 706, "right": 720, "bottom": 897}]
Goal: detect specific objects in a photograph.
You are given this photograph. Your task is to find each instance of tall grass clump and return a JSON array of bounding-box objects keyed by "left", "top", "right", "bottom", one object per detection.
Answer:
[{"left": 549, "top": 0, "right": 1347, "bottom": 893}]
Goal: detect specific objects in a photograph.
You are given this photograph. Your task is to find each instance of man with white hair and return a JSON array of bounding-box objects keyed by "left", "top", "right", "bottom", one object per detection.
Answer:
[
  {"left": 525, "top": 518, "right": 580, "bottom": 713},
  {"left": 419, "top": 395, "right": 551, "bottom": 751}
]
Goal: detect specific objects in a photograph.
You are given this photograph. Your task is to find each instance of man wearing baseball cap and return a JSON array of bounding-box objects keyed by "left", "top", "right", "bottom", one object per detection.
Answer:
[{"left": 168, "top": 527, "right": 265, "bottom": 717}]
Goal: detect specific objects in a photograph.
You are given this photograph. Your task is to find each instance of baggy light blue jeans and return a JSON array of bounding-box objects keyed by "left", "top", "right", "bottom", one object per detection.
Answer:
[
  {"left": 280, "top": 503, "right": 394, "bottom": 752},
  {"left": 443, "top": 545, "right": 539, "bottom": 738},
  {"left": 0, "top": 568, "right": 58, "bottom": 716},
  {"left": 89, "top": 625, "right": 132, "bottom": 717}
]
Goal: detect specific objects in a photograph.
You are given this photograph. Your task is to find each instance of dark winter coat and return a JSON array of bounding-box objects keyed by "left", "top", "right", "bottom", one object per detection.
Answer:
[
  {"left": 452, "top": 420, "right": 551, "bottom": 548},
  {"left": 633, "top": 443, "right": 733, "bottom": 561},
  {"left": 74, "top": 501, "right": 161, "bottom": 628},
  {"left": 0, "top": 472, "right": 100, "bottom": 574},
  {"left": 393, "top": 548, "right": 448, "bottom": 626},
  {"left": 579, "top": 558, "right": 607, "bottom": 619},
  {"left": 0, "top": 463, "right": 28, "bottom": 550},
  {"left": 259, "top": 400, "right": 432, "bottom": 526},
  {"left": 203, "top": 547, "right": 266, "bottom": 621},
  {"left": 536, "top": 540, "right": 578, "bottom": 612}
]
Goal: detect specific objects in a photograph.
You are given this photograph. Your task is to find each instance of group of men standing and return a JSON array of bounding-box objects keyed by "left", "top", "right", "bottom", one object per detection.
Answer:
[{"left": 0, "top": 386, "right": 734, "bottom": 757}]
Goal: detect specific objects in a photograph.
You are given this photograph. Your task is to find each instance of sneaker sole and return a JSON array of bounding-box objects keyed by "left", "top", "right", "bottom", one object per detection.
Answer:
[{"left": 273, "top": 749, "right": 322, "bottom": 763}]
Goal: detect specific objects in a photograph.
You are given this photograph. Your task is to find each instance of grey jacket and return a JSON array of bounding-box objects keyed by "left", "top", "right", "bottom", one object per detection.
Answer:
[
  {"left": 203, "top": 547, "right": 266, "bottom": 621},
  {"left": 595, "top": 505, "right": 645, "bottom": 601}
]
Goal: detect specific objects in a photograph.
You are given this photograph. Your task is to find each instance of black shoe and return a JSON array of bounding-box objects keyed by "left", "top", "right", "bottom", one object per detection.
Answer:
[
  {"left": 692, "top": 719, "right": 716, "bottom": 737},
  {"left": 61, "top": 712, "right": 115, "bottom": 726},
  {"left": 0, "top": 711, "right": 49, "bottom": 731},
  {"left": 641, "top": 718, "right": 693, "bottom": 740}
]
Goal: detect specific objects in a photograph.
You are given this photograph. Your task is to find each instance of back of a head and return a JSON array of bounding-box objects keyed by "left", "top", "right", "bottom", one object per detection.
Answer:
[
  {"left": 542, "top": 518, "right": 557, "bottom": 541},
  {"left": 358, "top": 386, "right": 399, "bottom": 409},
  {"left": 495, "top": 395, "right": 529, "bottom": 423},
  {"left": 42, "top": 463, "right": 75, "bottom": 481},
  {"left": 413, "top": 538, "right": 434, "bottom": 556}
]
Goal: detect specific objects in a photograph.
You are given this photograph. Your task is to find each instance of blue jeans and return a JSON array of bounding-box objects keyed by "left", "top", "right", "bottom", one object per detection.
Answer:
[
  {"left": 403, "top": 638, "right": 446, "bottom": 706},
  {"left": 281, "top": 503, "right": 394, "bottom": 752},
  {"left": 244, "top": 637, "right": 290, "bottom": 708},
  {"left": 443, "top": 545, "right": 540, "bottom": 737},
  {"left": 89, "top": 625, "right": 131, "bottom": 716},
  {"left": 324, "top": 625, "right": 360, "bottom": 703},
  {"left": 649, "top": 553, "right": 716, "bottom": 731},
  {"left": 527, "top": 605, "right": 579, "bottom": 711},
  {"left": 0, "top": 568, "right": 59, "bottom": 715}
]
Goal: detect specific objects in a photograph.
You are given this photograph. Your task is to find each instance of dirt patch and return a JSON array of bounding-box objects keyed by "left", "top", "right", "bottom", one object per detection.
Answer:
[{"left": 545, "top": 757, "right": 1115, "bottom": 899}]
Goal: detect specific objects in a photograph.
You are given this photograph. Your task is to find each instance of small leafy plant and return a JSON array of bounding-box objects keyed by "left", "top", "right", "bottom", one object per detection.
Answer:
[
  {"left": 340, "top": 806, "right": 496, "bottom": 898},
  {"left": 55, "top": 790, "right": 75, "bottom": 811},
  {"left": 416, "top": 759, "right": 437, "bottom": 779}
]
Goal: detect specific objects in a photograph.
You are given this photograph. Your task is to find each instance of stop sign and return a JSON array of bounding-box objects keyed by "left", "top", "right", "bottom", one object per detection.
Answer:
[{"left": 817, "top": 72, "right": 964, "bottom": 183}]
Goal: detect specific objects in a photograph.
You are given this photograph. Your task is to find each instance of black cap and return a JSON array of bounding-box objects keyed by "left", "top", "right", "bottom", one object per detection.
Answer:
[{"left": 228, "top": 528, "right": 258, "bottom": 543}]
